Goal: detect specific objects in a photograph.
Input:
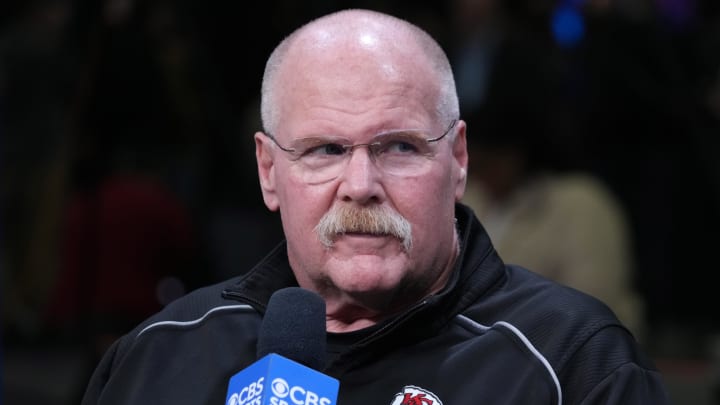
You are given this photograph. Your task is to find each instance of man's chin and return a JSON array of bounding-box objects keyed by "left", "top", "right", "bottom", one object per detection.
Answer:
[
  {"left": 330, "top": 266, "right": 405, "bottom": 297},
  {"left": 323, "top": 251, "right": 410, "bottom": 292}
]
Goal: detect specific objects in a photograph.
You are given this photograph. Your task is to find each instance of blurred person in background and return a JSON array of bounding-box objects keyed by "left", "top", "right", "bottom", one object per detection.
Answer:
[
  {"left": 449, "top": 0, "right": 645, "bottom": 339},
  {"left": 461, "top": 102, "right": 645, "bottom": 340}
]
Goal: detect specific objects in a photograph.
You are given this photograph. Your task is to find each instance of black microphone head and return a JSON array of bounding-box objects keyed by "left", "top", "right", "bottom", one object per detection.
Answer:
[{"left": 257, "top": 287, "right": 327, "bottom": 370}]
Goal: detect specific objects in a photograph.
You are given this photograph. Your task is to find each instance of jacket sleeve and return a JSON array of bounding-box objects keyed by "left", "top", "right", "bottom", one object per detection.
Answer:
[
  {"left": 579, "top": 362, "right": 671, "bottom": 404},
  {"left": 558, "top": 325, "right": 672, "bottom": 404},
  {"left": 81, "top": 338, "right": 123, "bottom": 405}
]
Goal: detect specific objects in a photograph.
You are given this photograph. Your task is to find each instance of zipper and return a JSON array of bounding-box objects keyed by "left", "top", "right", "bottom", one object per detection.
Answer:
[{"left": 354, "top": 298, "right": 431, "bottom": 347}]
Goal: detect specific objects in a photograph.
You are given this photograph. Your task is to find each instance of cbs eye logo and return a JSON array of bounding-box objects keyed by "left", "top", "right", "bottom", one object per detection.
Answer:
[
  {"left": 271, "top": 378, "right": 290, "bottom": 398},
  {"left": 268, "top": 377, "right": 332, "bottom": 405}
]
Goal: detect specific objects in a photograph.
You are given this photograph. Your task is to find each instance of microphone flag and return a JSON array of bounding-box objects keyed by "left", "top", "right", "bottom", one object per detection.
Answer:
[{"left": 225, "top": 353, "right": 339, "bottom": 405}]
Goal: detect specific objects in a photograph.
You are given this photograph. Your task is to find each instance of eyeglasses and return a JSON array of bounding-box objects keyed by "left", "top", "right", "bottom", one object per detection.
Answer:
[{"left": 265, "top": 119, "right": 458, "bottom": 184}]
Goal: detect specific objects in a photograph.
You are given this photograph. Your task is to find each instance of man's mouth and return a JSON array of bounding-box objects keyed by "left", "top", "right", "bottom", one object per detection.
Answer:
[{"left": 342, "top": 231, "right": 388, "bottom": 237}]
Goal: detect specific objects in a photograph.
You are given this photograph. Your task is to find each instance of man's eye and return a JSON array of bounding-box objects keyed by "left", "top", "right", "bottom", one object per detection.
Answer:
[
  {"left": 305, "top": 143, "right": 347, "bottom": 156},
  {"left": 393, "top": 141, "right": 418, "bottom": 152},
  {"left": 383, "top": 139, "right": 422, "bottom": 154}
]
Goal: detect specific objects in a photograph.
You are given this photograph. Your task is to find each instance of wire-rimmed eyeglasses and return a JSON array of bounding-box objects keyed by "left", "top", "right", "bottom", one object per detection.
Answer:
[{"left": 265, "top": 119, "right": 458, "bottom": 184}]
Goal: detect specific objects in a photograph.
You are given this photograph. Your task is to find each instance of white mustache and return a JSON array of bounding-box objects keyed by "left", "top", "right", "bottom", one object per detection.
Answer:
[{"left": 314, "top": 204, "right": 412, "bottom": 251}]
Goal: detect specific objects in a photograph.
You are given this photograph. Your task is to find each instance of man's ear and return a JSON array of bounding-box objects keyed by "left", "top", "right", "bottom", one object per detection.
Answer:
[
  {"left": 451, "top": 120, "right": 469, "bottom": 201},
  {"left": 255, "top": 132, "right": 280, "bottom": 211}
]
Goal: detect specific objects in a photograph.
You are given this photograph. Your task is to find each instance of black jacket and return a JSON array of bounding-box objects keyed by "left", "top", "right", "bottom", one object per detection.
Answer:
[{"left": 82, "top": 204, "right": 670, "bottom": 404}]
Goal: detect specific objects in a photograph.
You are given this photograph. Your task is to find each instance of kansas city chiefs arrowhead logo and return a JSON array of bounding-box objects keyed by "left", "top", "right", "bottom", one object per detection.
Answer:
[{"left": 390, "top": 385, "right": 443, "bottom": 405}]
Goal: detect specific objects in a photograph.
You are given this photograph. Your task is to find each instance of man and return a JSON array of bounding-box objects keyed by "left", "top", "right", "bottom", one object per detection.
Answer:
[{"left": 82, "top": 9, "right": 670, "bottom": 404}]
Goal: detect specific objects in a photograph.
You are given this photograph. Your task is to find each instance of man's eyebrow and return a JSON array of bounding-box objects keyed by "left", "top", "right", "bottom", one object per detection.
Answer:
[
  {"left": 375, "top": 129, "right": 428, "bottom": 136},
  {"left": 292, "top": 135, "right": 352, "bottom": 144},
  {"left": 290, "top": 128, "right": 429, "bottom": 143}
]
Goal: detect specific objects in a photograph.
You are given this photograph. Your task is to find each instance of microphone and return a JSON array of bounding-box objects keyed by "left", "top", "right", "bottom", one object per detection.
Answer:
[
  {"left": 225, "top": 287, "right": 339, "bottom": 405},
  {"left": 256, "top": 287, "right": 327, "bottom": 369}
]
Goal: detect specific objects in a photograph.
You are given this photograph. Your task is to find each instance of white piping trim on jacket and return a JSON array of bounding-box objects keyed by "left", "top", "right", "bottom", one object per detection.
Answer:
[
  {"left": 457, "top": 315, "right": 562, "bottom": 405},
  {"left": 137, "top": 304, "right": 255, "bottom": 338}
]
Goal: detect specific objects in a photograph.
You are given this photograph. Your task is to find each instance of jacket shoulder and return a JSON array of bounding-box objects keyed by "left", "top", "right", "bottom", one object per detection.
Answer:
[
  {"left": 111, "top": 276, "right": 256, "bottom": 358},
  {"left": 463, "top": 265, "right": 667, "bottom": 403}
]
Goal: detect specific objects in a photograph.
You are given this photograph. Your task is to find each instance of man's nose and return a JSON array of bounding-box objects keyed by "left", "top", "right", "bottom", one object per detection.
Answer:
[{"left": 336, "top": 147, "right": 385, "bottom": 204}]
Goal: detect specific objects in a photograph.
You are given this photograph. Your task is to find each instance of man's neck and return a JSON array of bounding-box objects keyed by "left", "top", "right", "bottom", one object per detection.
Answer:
[
  {"left": 326, "top": 317, "right": 383, "bottom": 333},
  {"left": 322, "top": 294, "right": 399, "bottom": 333}
]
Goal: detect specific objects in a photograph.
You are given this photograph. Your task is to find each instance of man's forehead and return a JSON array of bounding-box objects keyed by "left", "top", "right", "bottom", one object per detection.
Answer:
[{"left": 269, "top": 14, "right": 444, "bottom": 134}]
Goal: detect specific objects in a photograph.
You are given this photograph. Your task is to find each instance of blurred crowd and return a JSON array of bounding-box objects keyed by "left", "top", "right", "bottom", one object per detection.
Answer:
[{"left": 2, "top": 0, "right": 719, "bottom": 403}]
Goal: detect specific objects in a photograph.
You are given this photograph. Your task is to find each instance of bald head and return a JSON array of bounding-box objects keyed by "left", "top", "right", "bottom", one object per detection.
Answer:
[{"left": 260, "top": 9, "right": 459, "bottom": 135}]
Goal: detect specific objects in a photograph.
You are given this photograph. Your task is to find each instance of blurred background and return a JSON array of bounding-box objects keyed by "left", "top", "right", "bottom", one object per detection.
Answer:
[{"left": 1, "top": 0, "right": 718, "bottom": 403}]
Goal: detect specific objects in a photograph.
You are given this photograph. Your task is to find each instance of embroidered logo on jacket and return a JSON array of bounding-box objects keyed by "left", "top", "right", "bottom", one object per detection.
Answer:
[{"left": 390, "top": 385, "right": 442, "bottom": 405}]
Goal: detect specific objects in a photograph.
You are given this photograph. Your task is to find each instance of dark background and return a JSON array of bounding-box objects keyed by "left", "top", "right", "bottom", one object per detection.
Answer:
[{"left": 2, "top": 0, "right": 719, "bottom": 403}]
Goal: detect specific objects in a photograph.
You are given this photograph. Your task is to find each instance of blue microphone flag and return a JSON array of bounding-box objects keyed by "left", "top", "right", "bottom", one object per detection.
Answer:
[{"left": 225, "top": 353, "right": 339, "bottom": 405}]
